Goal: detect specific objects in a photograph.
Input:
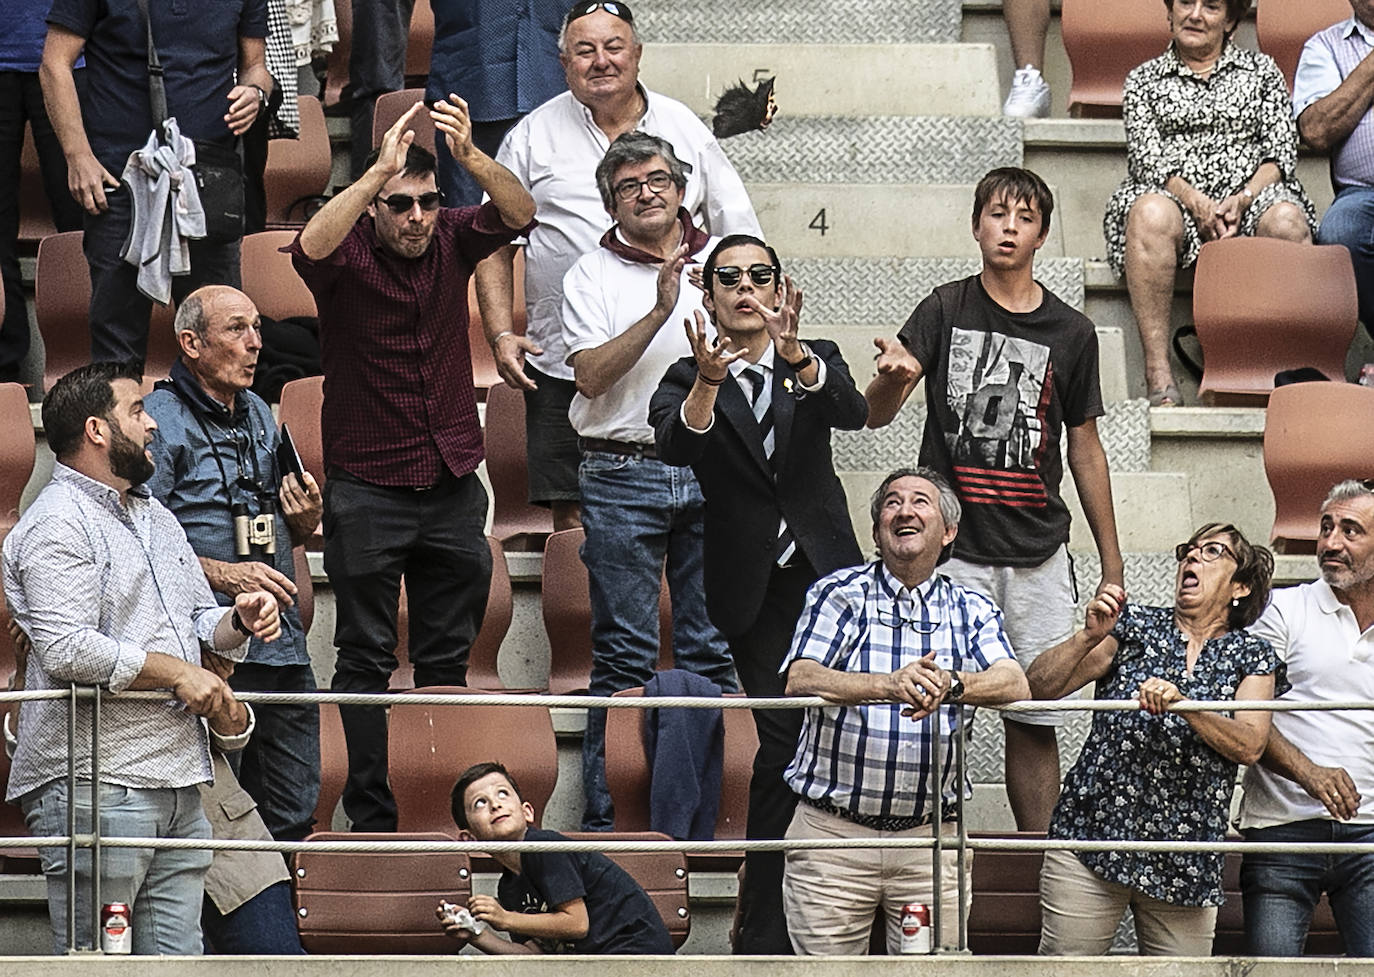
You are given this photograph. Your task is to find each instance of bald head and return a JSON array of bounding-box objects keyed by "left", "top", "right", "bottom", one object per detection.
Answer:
[{"left": 175, "top": 285, "right": 263, "bottom": 406}]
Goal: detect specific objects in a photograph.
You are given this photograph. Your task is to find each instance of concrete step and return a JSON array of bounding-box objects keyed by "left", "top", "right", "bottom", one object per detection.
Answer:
[
  {"left": 638, "top": 43, "right": 1001, "bottom": 118},
  {"left": 720, "top": 114, "right": 1022, "bottom": 185},
  {"left": 637, "top": 0, "right": 962, "bottom": 44}
]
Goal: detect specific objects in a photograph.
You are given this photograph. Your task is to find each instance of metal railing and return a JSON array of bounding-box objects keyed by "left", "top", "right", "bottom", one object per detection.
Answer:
[{"left": 3, "top": 685, "right": 1369, "bottom": 955}]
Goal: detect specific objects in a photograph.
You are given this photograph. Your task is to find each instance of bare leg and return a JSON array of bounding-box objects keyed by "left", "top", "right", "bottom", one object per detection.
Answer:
[
  {"left": 1123, "top": 193, "right": 1186, "bottom": 399},
  {"left": 1004, "top": 719, "right": 1060, "bottom": 832},
  {"left": 1004, "top": 0, "right": 1051, "bottom": 70},
  {"left": 552, "top": 500, "right": 582, "bottom": 531},
  {"left": 1256, "top": 202, "right": 1313, "bottom": 244}
]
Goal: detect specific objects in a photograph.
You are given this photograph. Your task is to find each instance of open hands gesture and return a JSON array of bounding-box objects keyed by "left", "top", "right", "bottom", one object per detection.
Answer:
[
  {"left": 739, "top": 274, "right": 804, "bottom": 359},
  {"left": 373, "top": 102, "right": 423, "bottom": 180},
  {"left": 684, "top": 309, "right": 746, "bottom": 383}
]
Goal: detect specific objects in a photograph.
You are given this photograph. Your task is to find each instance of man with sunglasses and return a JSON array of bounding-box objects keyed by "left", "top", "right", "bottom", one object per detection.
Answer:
[
  {"left": 288, "top": 100, "right": 535, "bottom": 833},
  {"left": 1238, "top": 478, "right": 1374, "bottom": 956},
  {"left": 561, "top": 132, "right": 736, "bottom": 832},
  {"left": 778, "top": 467, "right": 1027, "bottom": 954},
  {"left": 476, "top": 0, "right": 759, "bottom": 532},
  {"left": 144, "top": 284, "right": 324, "bottom": 846}
]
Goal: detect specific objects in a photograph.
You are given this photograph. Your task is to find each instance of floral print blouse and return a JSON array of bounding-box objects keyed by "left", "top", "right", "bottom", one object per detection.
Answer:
[
  {"left": 1103, "top": 42, "right": 1316, "bottom": 275},
  {"left": 1048, "top": 603, "right": 1286, "bottom": 907}
]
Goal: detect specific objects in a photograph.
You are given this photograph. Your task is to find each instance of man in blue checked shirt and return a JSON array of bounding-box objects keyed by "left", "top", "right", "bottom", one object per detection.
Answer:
[{"left": 780, "top": 466, "right": 1029, "bottom": 955}]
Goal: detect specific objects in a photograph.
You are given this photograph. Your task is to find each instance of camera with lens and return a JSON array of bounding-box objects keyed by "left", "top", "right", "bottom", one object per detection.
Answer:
[{"left": 233, "top": 496, "right": 277, "bottom": 557}]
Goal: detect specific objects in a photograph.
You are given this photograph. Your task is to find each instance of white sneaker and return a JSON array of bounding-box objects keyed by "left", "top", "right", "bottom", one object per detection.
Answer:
[{"left": 1003, "top": 65, "right": 1051, "bottom": 119}]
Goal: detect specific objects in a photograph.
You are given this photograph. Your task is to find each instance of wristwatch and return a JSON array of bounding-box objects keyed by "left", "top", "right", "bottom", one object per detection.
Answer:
[
  {"left": 947, "top": 670, "right": 966, "bottom": 703},
  {"left": 231, "top": 610, "right": 252, "bottom": 636},
  {"left": 784, "top": 343, "right": 813, "bottom": 373},
  {"left": 250, "top": 84, "right": 269, "bottom": 113}
]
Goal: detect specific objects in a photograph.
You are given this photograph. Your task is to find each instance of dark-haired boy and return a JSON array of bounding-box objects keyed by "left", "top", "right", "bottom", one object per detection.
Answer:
[
  {"left": 864, "top": 166, "right": 1123, "bottom": 833},
  {"left": 439, "top": 762, "right": 673, "bottom": 955},
  {"left": 287, "top": 99, "right": 535, "bottom": 832}
]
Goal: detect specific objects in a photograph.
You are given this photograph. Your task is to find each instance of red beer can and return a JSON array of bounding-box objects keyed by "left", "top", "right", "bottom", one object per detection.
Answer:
[
  {"left": 102, "top": 902, "right": 132, "bottom": 954},
  {"left": 900, "top": 902, "right": 931, "bottom": 954}
]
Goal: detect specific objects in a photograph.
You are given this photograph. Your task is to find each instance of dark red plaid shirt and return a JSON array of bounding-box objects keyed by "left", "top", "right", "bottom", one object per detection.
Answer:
[{"left": 287, "top": 203, "right": 532, "bottom": 487}]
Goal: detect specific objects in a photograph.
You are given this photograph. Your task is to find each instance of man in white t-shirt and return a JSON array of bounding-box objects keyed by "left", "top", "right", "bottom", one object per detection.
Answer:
[
  {"left": 1239, "top": 478, "right": 1374, "bottom": 956},
  {"left": 473, "top": 0, "right": 760, "bottom": 530},
  {"left": 561, "top": 131, "right": 734, "bottom": 830}
]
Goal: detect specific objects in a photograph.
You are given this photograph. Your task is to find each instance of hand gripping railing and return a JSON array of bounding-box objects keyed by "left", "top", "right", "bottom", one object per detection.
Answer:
[{"left": 5, "top": 686, "right": 1374, "bottom": 955}]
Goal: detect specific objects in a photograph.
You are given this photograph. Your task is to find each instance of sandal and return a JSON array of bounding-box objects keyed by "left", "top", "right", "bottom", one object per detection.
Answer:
[{"left": 1147, "top": 384, "right": 1182, "bottom": 407}]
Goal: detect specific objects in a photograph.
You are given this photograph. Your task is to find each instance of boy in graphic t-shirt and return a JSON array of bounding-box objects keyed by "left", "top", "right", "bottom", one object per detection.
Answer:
[
  {"left": 437, "top": 761, "right": 673, "bottom": 955},
  {"left": 863, "top": 167, "right": 1123, "bottom": 833}
]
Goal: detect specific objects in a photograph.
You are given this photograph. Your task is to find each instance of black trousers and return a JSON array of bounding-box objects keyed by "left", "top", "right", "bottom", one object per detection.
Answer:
[
  {"left": 324, "top": 467, "right": 491, "bottom": 831},
  {"left": 729, "top": 560, "right": 816, "bottom": 955}
]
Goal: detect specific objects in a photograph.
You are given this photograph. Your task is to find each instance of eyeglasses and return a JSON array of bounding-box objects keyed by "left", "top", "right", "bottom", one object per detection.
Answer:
[
  {"left": 1174, "top": 540, "right": 1237, "bottom": 564},
  {"left": 713, "top": 264, "right": 777, "bottom": 288},
  {"left": 612, "top": 171, "right": 673, "bottom": 201},
  {"left": 565, "top": 0, "right": 634, "bottom": 26},
  {"left": 375, "top": 191, "right": 442, "bottom": 214},
  {"left": 877, "top": 586, "right": 942, "bottom": 635}
]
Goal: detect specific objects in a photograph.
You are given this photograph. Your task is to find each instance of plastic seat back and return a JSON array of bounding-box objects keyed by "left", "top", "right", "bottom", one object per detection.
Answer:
[
  {"left": 562, "top": 831, "right": 690, "bottom": 948},
  {"left": 241, "top": 230, "right": 318, "bottom": 322},
  {"left": 1256, "top": 0, "right": 1352, "bottom": 90},
  {"left": 292, "top": 830, "right": 470, "bottom": 953},
  {"left": 1194, "top": 238, "right": 1357, "bottom": 405},
  {"left": 388, "top": 688, "right": 558, "bottom": 834},
  {"left": 264, "top": 96, "right": 332, "bottom": 227},
  {"left": 371, "top": 89, "right": 435, "bottom": 151},
  {"left": 19, "top": 128, "right": 57, "bottom": 244},
  {"left": 466, "top": 536, "right": 516, "bottom": 690},
  {"left": 406, "top": 0, "right": 434, "bottom": 78},
  {"left": 484, "top": 383, "right": 553, "bottom": 545},
  {"left": 468, "top": 249, "right": 527, "bottom": 393},
  {"left": 277, "top": 375, "right": 326, "bottom": 549},
  {"left": 1062, "top": 0, "right": 1171, "bottom": 116},
  {"left": 0, "top": 383, "right": 35, "bottom": 535},
  {"left": 1263, "top": 382, "right": 1374, "bottom": 552}
]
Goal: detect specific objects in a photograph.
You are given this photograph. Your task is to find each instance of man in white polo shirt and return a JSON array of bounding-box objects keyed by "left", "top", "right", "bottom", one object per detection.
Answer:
[
  {"left": 474, "top": 0, "right": 760, "bottom": 531},
  {"left": 1239, "top": 478, "right": 1374, "bottom": 956},
  {"left": 562, "top": 131, "right": 735, "bottom": 831}
]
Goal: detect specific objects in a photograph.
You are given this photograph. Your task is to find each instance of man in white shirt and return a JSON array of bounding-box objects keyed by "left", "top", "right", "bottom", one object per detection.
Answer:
[
  {"left": 562, "top": 131, "right": 734, "bottom": 830},
  {"left": 1238, "top": 478, "right": 1374, "bottom": 956},
  {"left": 1292, "top": 3, "right": 1374, "bottom": 331},
  {"left": 474, "top": 0, "right": 760, "bottom": 530}
]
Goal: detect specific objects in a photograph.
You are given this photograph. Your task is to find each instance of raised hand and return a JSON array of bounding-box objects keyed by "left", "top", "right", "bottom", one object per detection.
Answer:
[
  {"left": 431, "top": 94, "right": 475, "bottom": 161},
  {"left": 373, "top": 101, "right": 424, "bottom": 179},
  {"left": 654, "top": 243, "right": 689, "bottom": 319},
  {"left": 684, "top": 309, "right": 746, "bottom": 383},
  {"left": 1083, "top": 583, "right": 1125, "bottom": 643},
  {"left": 872, "top": 336, "right": 919, "bottom": 383}
]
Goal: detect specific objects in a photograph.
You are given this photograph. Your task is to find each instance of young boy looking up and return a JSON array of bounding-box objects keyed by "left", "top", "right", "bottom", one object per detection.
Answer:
[
  {"left": 438, "top": 762, "right": 673, "bottom": 955},
  {"left": 863, "top": 167, "right": 1123, "bottom": 834}
]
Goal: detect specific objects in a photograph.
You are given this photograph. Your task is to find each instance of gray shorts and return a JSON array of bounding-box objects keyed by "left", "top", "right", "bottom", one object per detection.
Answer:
[
  {"left": 523, "top": 363, "right": 580, "bottom": 505},
  {"left": 944, "top": 544, "right": 1077, "bottom": 727}
]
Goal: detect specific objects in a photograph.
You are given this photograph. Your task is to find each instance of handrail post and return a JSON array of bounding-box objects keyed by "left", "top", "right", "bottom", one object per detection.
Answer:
[
  {"left": 930, "top": 715, "right": 942, "bottom": 952},
  {"left": 90, "top": 684, "right": 102, "bottom": 952},
  {"left": 955, "top": 705, "right": 968, "bottom": 951},
  {"left": 65, "top": 683, "right": 77, "bottom": 953}
]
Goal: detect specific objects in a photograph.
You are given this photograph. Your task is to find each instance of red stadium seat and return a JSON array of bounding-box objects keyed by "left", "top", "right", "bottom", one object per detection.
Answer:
[
  {"left": 370, "top": 89, "right": 436, "bottom": 152},
  {"left": 277, "top": 376, "right": 325, "bottom": 549},
  {"left": 240, "top": 230, "right": 318, "bottom": 322},
  {"left": 1061, "top": 0, "right": 1171, "bottom": 117},
  {"left": 484, "top": 383, "right": 553, "bottom": 546},
  {"left": 264, "top": 96, "right": 333, "bottom": 228},
  {"left": 1256, "top": 0, "right": 1352, "bottom": 91},
  {"left": 18, "top": 127, "right": 57, "bottom": 245},
  {"left": 0, "top": 383, "right": 35, "bottom": 537}
]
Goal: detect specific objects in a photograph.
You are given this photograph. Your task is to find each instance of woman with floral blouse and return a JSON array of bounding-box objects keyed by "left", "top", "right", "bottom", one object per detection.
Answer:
[
  {"left": 1105, "top": 0, "right": 1315, "bottom": 407},
  {"left": 1027, "top": 522, "right": 1284, "bottom": 955}
]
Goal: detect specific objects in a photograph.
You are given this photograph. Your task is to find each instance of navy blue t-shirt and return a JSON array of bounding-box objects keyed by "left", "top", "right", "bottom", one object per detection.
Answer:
[
  {"left": 496, "top": 828, "right": 674, "bottom": 954},
  {"left": 47, "top": 0, "right": 268, "bottom": 173}
]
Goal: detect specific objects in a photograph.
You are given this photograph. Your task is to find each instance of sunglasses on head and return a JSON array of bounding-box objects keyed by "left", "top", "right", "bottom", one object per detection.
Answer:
[
  {"left": 375, "top": 191, "right": 442, "bottom": 214},
  {"left": 713, "top": 264, "right": 777, "bottom": 288},
  {"left": 565, "top": 1, "right": 634, "bottom": 26}
]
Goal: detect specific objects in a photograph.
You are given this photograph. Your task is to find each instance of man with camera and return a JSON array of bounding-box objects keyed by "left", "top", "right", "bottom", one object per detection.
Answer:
[{"left": 144, "top": 283, "right": 324, "bottom": 844}]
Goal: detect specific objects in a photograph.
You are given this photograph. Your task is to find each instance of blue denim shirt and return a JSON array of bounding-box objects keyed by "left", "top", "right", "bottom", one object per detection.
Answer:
[{"left": 144, "top": 360, "right": 309, "bottom": 667}]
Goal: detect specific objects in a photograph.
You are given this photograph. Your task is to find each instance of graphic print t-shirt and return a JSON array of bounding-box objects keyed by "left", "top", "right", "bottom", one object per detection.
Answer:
[{"left": 898, "top": 275, "right": 1103, "bottom": 566}]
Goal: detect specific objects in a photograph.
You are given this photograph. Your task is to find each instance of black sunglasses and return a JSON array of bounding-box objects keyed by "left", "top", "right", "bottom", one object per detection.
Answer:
[
  {"left": 565, "top": 1, "right": 634, "bottom": 26},
  {"left": 713, "top": 264, "right": 777, "bottom": 288},
  {"left": 375, "top": 191, "right": 442, "bottom": 214}
]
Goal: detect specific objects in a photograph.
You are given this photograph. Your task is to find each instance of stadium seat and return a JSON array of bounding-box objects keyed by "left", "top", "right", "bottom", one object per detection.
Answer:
[
  {"left": 324, "top": 0, "right": 433, "bottom": 111},
  {"left": 1263, "top": 381, "right": 1374, "bottom": 552},
  {"left": 292, "top": 830, "right": 470, "bottom": 953},
  {"left": 405, "top": 0, "right": 434, "bottom": 79},
  {"left": 562, "top": 831, "right": 691, "bottom": 949},
  {"left": 370, "top": 89, "right": 436, "bottom": 152},
  {"left": 1193, "top": 238, "right": 1357, "bottom": 405},
  {"left": 240, "top": 230, "right": 318, "bottom": 322},
  {"left": 388, "top": 687, "right": 558, "bottom": 835},
  {"left": 965, "top": 838, "right": 1043, "bottom": 954},
  {"left": 1061, "top": 0, "right": 1171, "bottom": 116},
  {"left": 484, "top": 382, "right": 553, "bottom": 545},
  {"left": 1256, "top": 0, "right": 1352, "bottom": 91},
  {"left": 0, "top": 383, "right": 35, "bottom": 536},
  {"left": 18, "top": 127, "right": 57, "bottom": 245},
  {"left": 264, "top": 96, "right": 332, "bottom": 228},
  {"left": 469, "top": 248, "right": 527, "bottom": 394},
  {"left": 277, "top": 375, "right": 325, "bottom": 549},
  {"left": 539, "top": 528, "right": 673, "bottom": 695},
  {"left": 313, "top": 702, "right": 347, "bottom": 833},
  {"left": 604, "top": 687, "right": 758, "bottom": 847},
  {"left": 321, "top": 0, "right": 352, "bottom": 109},
  {"left": 35, "top": 231, "right": 178, "bottom": 391}
]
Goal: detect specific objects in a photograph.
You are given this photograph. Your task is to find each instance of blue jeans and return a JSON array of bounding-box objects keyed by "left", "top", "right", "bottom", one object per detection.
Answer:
[
  {"left": 1241, "top": 818, "right": 1374, "bottom": 956},
  {"left": 225, "top": 662, "right": 321, "bottom": 842},
  {"left": 22, "top": 780, "right": 213, "bottom": 955},
  {"left": 1317, "top": 186, "right": 1374, "bottom": 334},
  {"left": 578, "top": 450, "right": 736, "bottom": 830}
]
